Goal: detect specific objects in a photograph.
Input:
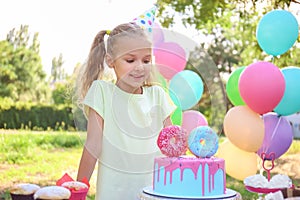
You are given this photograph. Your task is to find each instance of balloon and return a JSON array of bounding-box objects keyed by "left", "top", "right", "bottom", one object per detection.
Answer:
[
  {"left": 217, "top": 140, "right": 258, "bottom": 181},
  {"left": 223, "top": 106, "right": 264, "bottom": 152},
  {"left": 239, "top": 61, "right": 285, "bottom": 114},
  {"left": 154, "top": 42, "right": 187, "bottom": 80},
  {"left": 181, "top": 110, "right": 208, "bottom": 134},
  {"left": 274, "top": 67, "right": 300, "bottom": 116},
  {"left": 170, "top": 107, "right": 182, "bottom": 125},
  {"left": 256, "top": 10, "right": 299, "bottom": 56},
  {"left": 226, "top": 66, "right": 246, "bottom": 106},
  {"left": 257, "top": 112, "right": 294, "bottom": 159},
  {"left": 169, "top": 70, "right": 204, "bottom": 110}
]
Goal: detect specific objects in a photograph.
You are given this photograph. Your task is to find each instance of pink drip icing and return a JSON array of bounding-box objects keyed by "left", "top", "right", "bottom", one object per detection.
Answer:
[{"left": 154, "top": 157, "right": 226, "bottom": 195}]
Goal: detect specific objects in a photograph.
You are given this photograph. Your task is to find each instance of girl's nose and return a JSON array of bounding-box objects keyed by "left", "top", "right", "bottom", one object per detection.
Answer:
[{"left": 134, "top": 61, "right": 144, "bottom": 71}]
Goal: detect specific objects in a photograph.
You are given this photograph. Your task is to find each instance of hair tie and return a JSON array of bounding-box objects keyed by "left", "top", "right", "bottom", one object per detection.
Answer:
[{"left": 106, "top": 30, "right": 111, "bottom": 35}]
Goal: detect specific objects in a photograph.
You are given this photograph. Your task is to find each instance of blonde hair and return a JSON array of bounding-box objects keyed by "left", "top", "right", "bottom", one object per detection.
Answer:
[{"left": 76, "top": 22, "right": 158, "bottom": 103}]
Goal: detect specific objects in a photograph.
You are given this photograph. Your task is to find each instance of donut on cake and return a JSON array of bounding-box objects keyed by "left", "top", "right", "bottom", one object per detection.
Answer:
[
  {"left": 157, "top": 125, "right": 188, "bottom": 157},
  {"left": 150, "top": 125, "right": 228, "bottom": 198}
]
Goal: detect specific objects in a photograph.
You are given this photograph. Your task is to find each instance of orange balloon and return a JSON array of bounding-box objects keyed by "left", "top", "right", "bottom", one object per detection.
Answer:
[
  {"left": 223, "top": 105, "right": 264, "bottom": 152},
  {"left": 217, "top": 140, "right": 258, "bottom": 181}
]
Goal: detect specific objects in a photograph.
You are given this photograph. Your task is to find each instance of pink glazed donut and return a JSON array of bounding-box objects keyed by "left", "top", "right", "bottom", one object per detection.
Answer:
[{"left": 157, "top": 125, "right": 188, "bottom": 157}]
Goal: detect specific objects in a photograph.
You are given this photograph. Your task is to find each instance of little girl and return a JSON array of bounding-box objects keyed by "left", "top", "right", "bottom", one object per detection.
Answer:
[{"left": 76, "top": 22, "right": 175, "bottom": 199}]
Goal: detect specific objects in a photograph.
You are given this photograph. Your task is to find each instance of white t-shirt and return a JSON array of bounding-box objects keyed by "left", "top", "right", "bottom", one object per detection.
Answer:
[{"left": 83, "top": 80, "right": 176, "bottom": 200}]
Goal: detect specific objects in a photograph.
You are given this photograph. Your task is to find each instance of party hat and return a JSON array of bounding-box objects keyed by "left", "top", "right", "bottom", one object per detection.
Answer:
[{"left": 132, "top": 5, "right": 157, "bottom": 32}]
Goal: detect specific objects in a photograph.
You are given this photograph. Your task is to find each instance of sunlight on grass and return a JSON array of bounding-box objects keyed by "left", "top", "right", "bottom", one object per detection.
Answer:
[
  {"left": 1, "top": 148, "right": 81, "bottom": 183},
  {"left": 0, "top": 130, "right": 98, "bottom": 200}
]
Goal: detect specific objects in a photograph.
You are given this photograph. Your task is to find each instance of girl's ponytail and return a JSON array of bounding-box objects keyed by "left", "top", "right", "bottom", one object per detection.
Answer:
[
  {"left": 77, "top": 30, "right": 108, "bottom": 102},
  {"left": 76, "top": 22, "right": 150, "bottom": 104}
]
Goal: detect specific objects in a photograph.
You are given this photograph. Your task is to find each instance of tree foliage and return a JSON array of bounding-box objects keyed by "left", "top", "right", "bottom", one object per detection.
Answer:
[
  {"left": 0, "top": 25, "right": 49, "bottom": 102},
  {"left": 51, "top": 53, "right": 66, "bottom": 84},
  {"left": 157, "top": 0, "right": 296, "bottom": 29},
  {"left": 156, "top": 0, "right": 300, "bottom": 71}
]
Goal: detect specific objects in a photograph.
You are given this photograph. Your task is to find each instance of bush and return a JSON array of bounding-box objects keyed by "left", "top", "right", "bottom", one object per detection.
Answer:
[
  {"left": 52, "top": 82, "right": 73, "bottom": 105},
  {"left": 0, "top": 101, "right": 78, "bottom": 130}
]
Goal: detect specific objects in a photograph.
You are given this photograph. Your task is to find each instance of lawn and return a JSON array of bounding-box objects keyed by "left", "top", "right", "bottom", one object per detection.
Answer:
[{"left": 1, "top": 130, "right": 299, "bottom": 200}]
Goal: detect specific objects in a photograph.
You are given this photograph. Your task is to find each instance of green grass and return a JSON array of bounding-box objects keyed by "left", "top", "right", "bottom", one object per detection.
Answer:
[
  {"left": 0, "top": 130, "right": 96, "bottom": 200},
  {"left": 0, "top": 131, "right": 84, "bottom": 164},
  {"left": 1, "top": 130, "right": 300, "bottom": 200}
]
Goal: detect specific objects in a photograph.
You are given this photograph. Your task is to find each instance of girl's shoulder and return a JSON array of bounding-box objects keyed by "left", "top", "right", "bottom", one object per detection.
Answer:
[
  {"left": 91, "top": 80, "right": 115, "bottom": 90},
  {"left": 145, "top": 85, "right": 167, "bottom": 95}
]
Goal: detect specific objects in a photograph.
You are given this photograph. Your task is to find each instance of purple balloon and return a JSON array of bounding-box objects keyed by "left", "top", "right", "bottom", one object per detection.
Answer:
[{"left": 257, "top": 112, "right": 293, "bottom": 159}]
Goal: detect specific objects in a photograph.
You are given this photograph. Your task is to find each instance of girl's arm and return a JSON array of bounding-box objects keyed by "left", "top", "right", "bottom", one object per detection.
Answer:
[
  {"left": 163, "top": 116, "right": 172, "bottom": 127},
  {"left": 77, "top": 108, "right": 104, "bottom": 181}
]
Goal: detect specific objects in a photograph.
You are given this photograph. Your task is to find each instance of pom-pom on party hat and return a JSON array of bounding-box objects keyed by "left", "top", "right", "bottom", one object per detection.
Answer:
[{"left": 132, "top": 5, "right": 157, "bottom": 32}]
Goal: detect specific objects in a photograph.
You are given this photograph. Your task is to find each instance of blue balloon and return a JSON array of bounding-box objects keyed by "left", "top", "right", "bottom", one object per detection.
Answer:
[
  {"left": 256, "top": 10, "right": 299, "bottom": 56},
  {"left": 274, "top": 67, "right": 300, "bottom": 116},
  {"left": 169, "top": 70, "right": 204, "bottom": 110}
]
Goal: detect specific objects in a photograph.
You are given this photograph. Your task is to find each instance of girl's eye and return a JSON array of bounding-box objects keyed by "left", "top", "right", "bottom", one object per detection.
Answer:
[
  {"left": 144, "top": 60, "right": 151, "bottom": 64},
  {"left": 126, "top": 59, "right": 134, "bottom": 63}
]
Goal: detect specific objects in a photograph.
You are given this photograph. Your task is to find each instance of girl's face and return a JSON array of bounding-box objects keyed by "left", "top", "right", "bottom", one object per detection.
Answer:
[{"left": 107, "top": 37, "right": 152, "bottom": 94}]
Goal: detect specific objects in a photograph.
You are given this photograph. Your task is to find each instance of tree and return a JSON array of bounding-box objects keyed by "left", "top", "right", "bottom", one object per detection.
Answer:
[
  {"left": 156, "top": 0, "right": 300, "bottom": 70},
  {"left": 156, "top": 0, "right": 300, "bottom": 119},
  {"left": 156, "top": 0, "right": 297, "bottom": 29},
  {"left": 51, "top": 53, "right": 66, "bottom": 84},
  {"left": 52, "top": 81, "right": 72, "bottom": 104},
  {"left": 0, "top": 25, "right": 49, "bottom": 102}
]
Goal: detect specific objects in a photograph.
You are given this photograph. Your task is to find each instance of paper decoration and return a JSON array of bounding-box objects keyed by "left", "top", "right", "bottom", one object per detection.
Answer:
[{"left": 132, "top": 5, "right": 157, "bottom": 32}]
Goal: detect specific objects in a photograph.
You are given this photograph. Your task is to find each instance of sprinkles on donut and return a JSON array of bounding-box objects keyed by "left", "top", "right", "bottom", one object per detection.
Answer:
[
  {"left": 188, "top": 126, "right": 219, "bottom": 158},
  {"left": 157, "top": 125, "right": 188, "bottom": 157}
]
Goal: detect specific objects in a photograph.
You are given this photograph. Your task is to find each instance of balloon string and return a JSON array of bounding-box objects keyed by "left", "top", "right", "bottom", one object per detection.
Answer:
[{"left": 263, "top": 115, "right": 282, "bottom": 153}]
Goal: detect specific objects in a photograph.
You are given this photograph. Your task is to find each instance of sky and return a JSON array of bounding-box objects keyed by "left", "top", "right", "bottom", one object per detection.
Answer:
[
  {"left": 0, "top": 0, "right": 162, "bottom": 75},
  {"left": 1, "top": 0, "right": 300, "bottom": 76}
]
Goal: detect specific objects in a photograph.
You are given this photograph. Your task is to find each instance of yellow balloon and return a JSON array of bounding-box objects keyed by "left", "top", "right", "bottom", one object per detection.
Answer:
[
  {"left": 223, "top": 105, "right": 264, "bottom": 152},
  {"left": 216, "top": 140, "right": 258, "bottom": 181}
]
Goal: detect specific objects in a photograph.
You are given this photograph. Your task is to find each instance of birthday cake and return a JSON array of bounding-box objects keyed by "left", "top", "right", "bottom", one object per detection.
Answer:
[
  {"left": 153, "top": 156, "right": 226, "bottom": 197},
  {"left": 143, "top": 125, "right": 231, "bottom": 199}
]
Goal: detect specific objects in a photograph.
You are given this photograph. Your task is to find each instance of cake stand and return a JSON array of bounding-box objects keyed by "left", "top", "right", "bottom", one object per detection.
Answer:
[
  {"left": 245, "top": 152, "right": 293, "bottom": 199},
  {"left": 137, "top": 187, "right": 240, "bottom": 200}
]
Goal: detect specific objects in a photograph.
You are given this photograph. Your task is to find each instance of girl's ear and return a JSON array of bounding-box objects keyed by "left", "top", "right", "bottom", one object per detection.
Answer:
[{"left": 105, "top": 54, "right": 114, "bottom": 68}]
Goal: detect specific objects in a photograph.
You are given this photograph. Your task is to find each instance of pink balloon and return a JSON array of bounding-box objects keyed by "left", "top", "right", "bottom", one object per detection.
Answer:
[
  {"left": 181, "top": 110, "right": 208, "bottom": 134},
  {"left": 239, "top": 61, "right": 285, "bottom": 114},
  {"left": 154, "top": 42, "right": 187, "bottom": 80}
]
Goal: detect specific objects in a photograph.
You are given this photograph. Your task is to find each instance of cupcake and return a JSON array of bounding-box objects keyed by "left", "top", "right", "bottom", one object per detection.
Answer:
[
  {"left": 62, "top": 181, "right": 88, "bottom": 200},
  {"left": 33, "top": 186, "right": 71, "bottom": 200},
  {"left": 10, "top": 183, "right": 41, "bottom": 200},
  {"left": 61, "top": 181, "right": 88, "bottom": 191}
]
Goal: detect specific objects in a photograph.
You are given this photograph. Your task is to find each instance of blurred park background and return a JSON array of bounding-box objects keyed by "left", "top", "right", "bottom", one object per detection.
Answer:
[{"left": 1, "top": 0, "right": 300, "bottom": 199}]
